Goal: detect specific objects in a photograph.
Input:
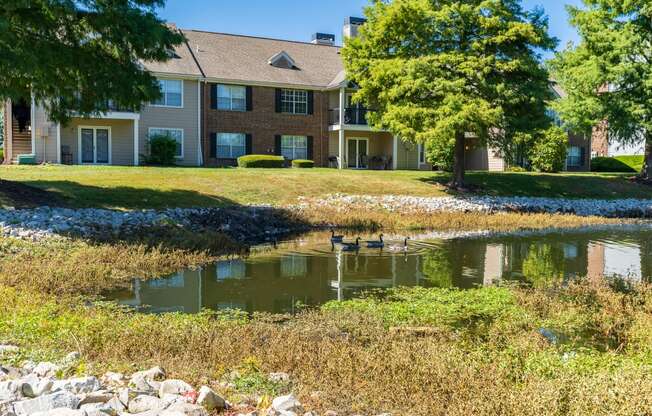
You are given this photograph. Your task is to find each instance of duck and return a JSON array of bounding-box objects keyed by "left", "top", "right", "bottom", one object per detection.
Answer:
[
  {"left": 366, "top": 234, "right": 385, "bottom": 249},
  {"left": 340, "top": 237, "right": 361, "bottom": 251},
  {"left": 330, "top": 228, "right": 344, "bottom": 244},
  {"left": 388, "top": 237, "right": 411, "bottom": 252}
]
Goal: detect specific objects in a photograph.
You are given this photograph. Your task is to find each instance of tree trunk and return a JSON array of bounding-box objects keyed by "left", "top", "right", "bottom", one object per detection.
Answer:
[
  {"left": 643, "top": 133, "right": 652, "bottom": 180},
  {"left": 449, "top": 130, "right": 466, "bottom": 189}
]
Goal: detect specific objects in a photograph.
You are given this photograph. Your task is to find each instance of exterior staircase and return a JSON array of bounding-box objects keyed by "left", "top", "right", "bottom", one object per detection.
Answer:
[{"left": 10, "top": 117, "right": 32, "bottom": 163}]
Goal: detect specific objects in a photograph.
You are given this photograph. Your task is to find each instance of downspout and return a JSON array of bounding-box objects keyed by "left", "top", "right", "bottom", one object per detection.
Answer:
[{"left": 184, "top": 32, "right": 206, "bottom": 167}]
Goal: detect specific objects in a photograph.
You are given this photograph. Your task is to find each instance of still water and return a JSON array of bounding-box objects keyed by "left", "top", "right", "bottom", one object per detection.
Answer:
[{"left": 107, "top": 228, "right": 652, "bottom": 314}]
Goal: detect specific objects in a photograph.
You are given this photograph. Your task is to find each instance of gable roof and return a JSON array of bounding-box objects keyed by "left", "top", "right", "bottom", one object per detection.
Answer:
[
  {"left": 142, "top": 38, "right": 203, "bottom": 78},
  {"left": 182, "top": 30, "right": 344, "bottom": 89}
]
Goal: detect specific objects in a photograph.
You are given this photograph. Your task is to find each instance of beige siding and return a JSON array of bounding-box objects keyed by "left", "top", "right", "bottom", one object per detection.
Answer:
[
  {"left": 396, "top": 139, "right": 419, "bottom": 170},
  {"left": 487, "top": 147, "right": 505, "bottom": 171},
  {"left": 60, "top": 118, "right": 135, "bottom": 165},
  {"left": 32, "top": 104, "right": 59, "bottom": 163},
  {"left": 139, "top": 79, "right": 201, "bottom": 166}
]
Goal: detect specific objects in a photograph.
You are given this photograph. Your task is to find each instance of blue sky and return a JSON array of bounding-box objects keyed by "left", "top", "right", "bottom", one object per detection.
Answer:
[{"left": 159, "top": 0, "right": 583, "bottom": 58}]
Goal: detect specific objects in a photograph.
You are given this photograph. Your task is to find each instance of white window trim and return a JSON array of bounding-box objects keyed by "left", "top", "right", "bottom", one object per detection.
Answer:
[
  {"left": 148, "top": 127, "right": 184, "bottom": 159},
  {"left": 418, "top": 143, "right": 426, "bottom": 164},
  {"left": 217, "top": 84, "right": 247, "bottom": 112},
  {"left": 280, "top": 89, "right": 308, "bottom": 115},
  {"left": 77, "top": 126, "right": 112, "bottom": 165},
  {"left": 346, "top": 137, "right": 369, "bottom": 169},
  {"left": 281, "top": 135, "right": 308, "bottom": 160},
  {"left": 150, "top": 79, "right": 184, "bottom": 109},
  {"left": 216, "top": 132, "right": 247, "bottom": 159}
]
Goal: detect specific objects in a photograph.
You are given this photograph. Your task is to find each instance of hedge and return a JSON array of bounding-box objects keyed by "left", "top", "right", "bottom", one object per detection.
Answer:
[
  {"left": 591, "top": 157, "right": 637, "bottom": 173},
  {"left": 237, "top": 155, "right": 286, "bottom": 168},
  {"left": 0, "top": 148, "right": 3, "bottom": 163},
  {"left": 291, "top": 159, "right": 314, "bottom": 168}
]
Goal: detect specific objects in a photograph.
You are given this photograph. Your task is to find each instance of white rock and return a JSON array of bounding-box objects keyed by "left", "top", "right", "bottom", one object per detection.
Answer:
[
  {"left": 127, "top": 394, "right": 166, "bottom": 413},
  {"left": 31, "top": 409, "right": 85, "bottom": 416},
  {"left": 78, "top": 390, "right": 114, "bottom": 405},
  {"left": 158, "top": 379, "right": 194, "bottom": 397},
  {"left": 12, "top": 391, "right": 80, "bottom": 415},
  {"left": 0, "top": 380, "right": 21, "bottom": 402},
  {"left": 20, "top": 374, "right": 53, "bottom": 398},
  {"left": 32, "top": 362, "right": 60, "bottom": 378},
  {"left": 100, "top": 372, "right": 126, "bottom": 387},
  {"left": 268, "top": 373, "right": 290, "bottom": 383},
  {"left": 161, "top": 403, "right": 208, "bottom": 416},
  {"left": 63, "top": 352, "right": 80, "bottom": 363},
  {"left": 271, "top": 394, "right": 303, "bottom": 413},
  {"left": 0, "top": 345, "right": 20, "bottom": 354},
  {"left": 196, "top": 386, "right": 225, "bottom": 411},
  {"left": 52, "top": 376, "right": 101, "bottom": 394}
]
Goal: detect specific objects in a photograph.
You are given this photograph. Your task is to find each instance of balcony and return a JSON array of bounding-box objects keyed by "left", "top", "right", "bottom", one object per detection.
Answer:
[{"left": 329, "top": 107, "right": 371, "bottom": 126}]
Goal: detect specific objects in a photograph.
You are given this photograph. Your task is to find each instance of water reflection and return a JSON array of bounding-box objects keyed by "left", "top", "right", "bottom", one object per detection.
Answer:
[{"left": 108, "top": 229, "right": 652, "bottom": 314}]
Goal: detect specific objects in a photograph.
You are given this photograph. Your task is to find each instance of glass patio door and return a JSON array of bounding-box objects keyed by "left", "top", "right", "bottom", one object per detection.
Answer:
[
  {"left": 80, "top": 128, "right": 110, "bottom": 164},
  {"left": 347, "top": 138, "right": 368, "bottom": 169}
]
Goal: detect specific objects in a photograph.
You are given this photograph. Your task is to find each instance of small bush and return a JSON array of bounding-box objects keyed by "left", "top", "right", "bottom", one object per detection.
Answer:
[
  {"left": 146, "top": 134, "right": 177, "bottom": 165},
  {"left": 238, "top": 155, "right": 285, "bottom": 168},
  {"left": 0, "top": 148, "right": 3, "bottom": 163},
  {"left": 591, "top": 157, "right": 636, "bottom": 173},
  {"left": 291, "top": 159, "right": 314, "bottom": 168},
  {"left": 506, "top": 166, "right": 527, "bottom": 173},
  {"left": 530, "top": 127, "right": 568, "bottom": 173}
]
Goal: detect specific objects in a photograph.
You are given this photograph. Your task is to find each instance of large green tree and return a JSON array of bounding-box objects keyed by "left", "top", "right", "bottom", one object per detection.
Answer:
[
  {"left": 342, "top": 0, "right": 556, "bottom": 188},
  {"left": 549, "top": 1, "right": 652, "bottom": 179},
  {"left": 0, "top": 0, "right": 183, "bottom": 122}
]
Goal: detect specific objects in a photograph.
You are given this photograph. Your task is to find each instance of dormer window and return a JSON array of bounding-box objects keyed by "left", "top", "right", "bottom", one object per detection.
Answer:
[{"left": 268, "top": 51, "right": 296, "bottom": 69}]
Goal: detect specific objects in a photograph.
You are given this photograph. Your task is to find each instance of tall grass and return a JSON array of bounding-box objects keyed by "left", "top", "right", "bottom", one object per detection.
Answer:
[{"left": 2, "top": 281, "right": 652, "bottom": 415}]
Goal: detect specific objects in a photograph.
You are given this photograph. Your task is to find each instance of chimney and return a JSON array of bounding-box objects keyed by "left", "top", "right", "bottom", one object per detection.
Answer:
[
  {"left": 311, "top": 33, "right": 335, "bottom": 46},
  {"left": 343, "top": 17, "right": 366, "bottom": 39}
]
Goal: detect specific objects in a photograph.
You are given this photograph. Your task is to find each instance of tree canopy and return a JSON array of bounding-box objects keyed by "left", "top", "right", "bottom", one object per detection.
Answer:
[
  {"left": 0, "top": 0, "right": 183, "bottom": 123},
  {"left": 342, "top": 0, "right": 556, "bottom": 187},
  {"left": 549, "top": 0, "right": 652, "bottom": 178}
]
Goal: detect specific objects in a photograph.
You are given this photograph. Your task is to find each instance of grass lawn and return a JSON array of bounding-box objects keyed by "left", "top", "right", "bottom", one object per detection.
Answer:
[{"left": 1, "top": 165, "right": 651, "bottom": 210}]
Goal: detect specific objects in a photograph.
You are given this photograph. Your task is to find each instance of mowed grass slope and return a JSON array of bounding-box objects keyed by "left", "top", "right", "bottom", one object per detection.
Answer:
[{"left": 0, "top": 165, "right": 651, "bottom": 210}]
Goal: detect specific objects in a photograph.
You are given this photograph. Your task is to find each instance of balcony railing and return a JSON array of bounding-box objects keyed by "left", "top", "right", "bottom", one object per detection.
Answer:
[{"left": 329, "top": 107, "right": 371, "bottom": 126}]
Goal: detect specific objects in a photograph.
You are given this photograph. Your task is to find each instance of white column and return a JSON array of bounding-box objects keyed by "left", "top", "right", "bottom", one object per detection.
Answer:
[
  {"left": 392, "top": 135, "right": 399, "bottom": 170},
  {"left": 133, "top": 119, "right": 139, "bottom": 166},
  {"left": 30, "top": 95, "right": 36, "bottom": 155},
  {"left": 338, "top": 87, "right": 346, "bottom": 169},
  {"left": 56, "top": 123, "right": 61, "bottom": 164}
]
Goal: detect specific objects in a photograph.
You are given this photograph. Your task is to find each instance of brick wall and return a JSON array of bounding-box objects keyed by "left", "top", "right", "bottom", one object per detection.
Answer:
[
  {"left": 592, "top": 120, "right": 609, "bottom": 157},
  {"left": 202, "top": 84, "right": 329, "bottom": 167}
]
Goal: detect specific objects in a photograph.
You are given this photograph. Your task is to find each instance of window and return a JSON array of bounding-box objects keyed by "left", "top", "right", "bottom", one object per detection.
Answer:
[
  {"left": 149, "top": 128, "right": 183, "bottom": 158},
  {"left": 418, "top": 144, "right": 426, "bottom": 164},
  {"left": 546, "top": 108, "right": 562, "bottom": 127},
  {"left": 217, "top": 85, "right": 246, "bottom": 111},
  {"left": 216, "top": 133, "right": 246, "bottom": 159},
  {"left": 567, "top": 146, "right": 581, "bottom": 167},
  {"left": 216, "top": 260, "right": 246, "bottom": 280},
  {"left": 280, "top": 89, "right": 308, "bottom": 114},
  {"left": 152, "top": 79, "right": 183, "bottom": 107},
  {"left": 281, "top": 135, "right": 307, "bottom": 160}
]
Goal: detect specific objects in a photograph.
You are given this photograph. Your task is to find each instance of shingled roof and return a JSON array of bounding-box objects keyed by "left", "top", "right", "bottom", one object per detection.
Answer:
[
  {"left": 182, "top": 30, "right": 345, "bottom": 89},
  {"left": 143, "top": 38, "right": 203, "bottom": 78}
]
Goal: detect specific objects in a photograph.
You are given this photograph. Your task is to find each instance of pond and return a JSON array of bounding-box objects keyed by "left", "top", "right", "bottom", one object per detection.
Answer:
[{"left": 107, "top": 227, "right": 652, "bottom": 314}]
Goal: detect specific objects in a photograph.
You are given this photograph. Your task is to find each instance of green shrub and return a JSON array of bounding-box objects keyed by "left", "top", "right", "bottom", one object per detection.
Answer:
[
  {"left": 0, "top": 148, "right": 3, "bottom": 163},
  {"left": 426, "top": 139, "right": 454, "bottom": 172},
  {"left": 238, "top": 155, "right": 285, "bottom": 168},
  {"left": 529, "top": 127, "right": 568, "bottom": 173},
  {"left": 146, "top": 134, "right": 177, "bottom": 165},
  {"left": 591, "top": 157, "right": 636, "bottom": 173},
  {"left": 506, "top": 166, "right": 527, "bottom": 173},
  {"left": 291, "top": 159, "right": 314, "bottom": 168},
  {"left": 616, "top": 155, "right": 644, "bottom": 172}
]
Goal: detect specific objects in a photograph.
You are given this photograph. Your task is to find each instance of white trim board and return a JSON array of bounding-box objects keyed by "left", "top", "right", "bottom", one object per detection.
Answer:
[{"left": 77, "top": 125, "right": 112, "bottom": 165}]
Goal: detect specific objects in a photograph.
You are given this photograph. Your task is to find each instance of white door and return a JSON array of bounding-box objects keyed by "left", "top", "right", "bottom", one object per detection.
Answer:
[
  {"left": 79, "top": 127, "right": 111, "bottom": 164},
  {"left": 347, "top": 138, "right": 368, "bottom": 169}
]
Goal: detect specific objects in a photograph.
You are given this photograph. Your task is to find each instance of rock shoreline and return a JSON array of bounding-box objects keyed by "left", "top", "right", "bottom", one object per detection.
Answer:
[
  {"left": 298, "top": 194, "right": 652, "bottom": 217},
  {"left": 0, "top": 347, "right": 378, "bottom": 416},
  {"left": 2, "top": 194, "right": 652, "bottom": 241}
]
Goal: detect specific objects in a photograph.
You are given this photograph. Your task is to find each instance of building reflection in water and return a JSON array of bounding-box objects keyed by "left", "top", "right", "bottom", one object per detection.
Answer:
[{"left": 109, "top": 230, "right": 652, "bottom": 314}]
